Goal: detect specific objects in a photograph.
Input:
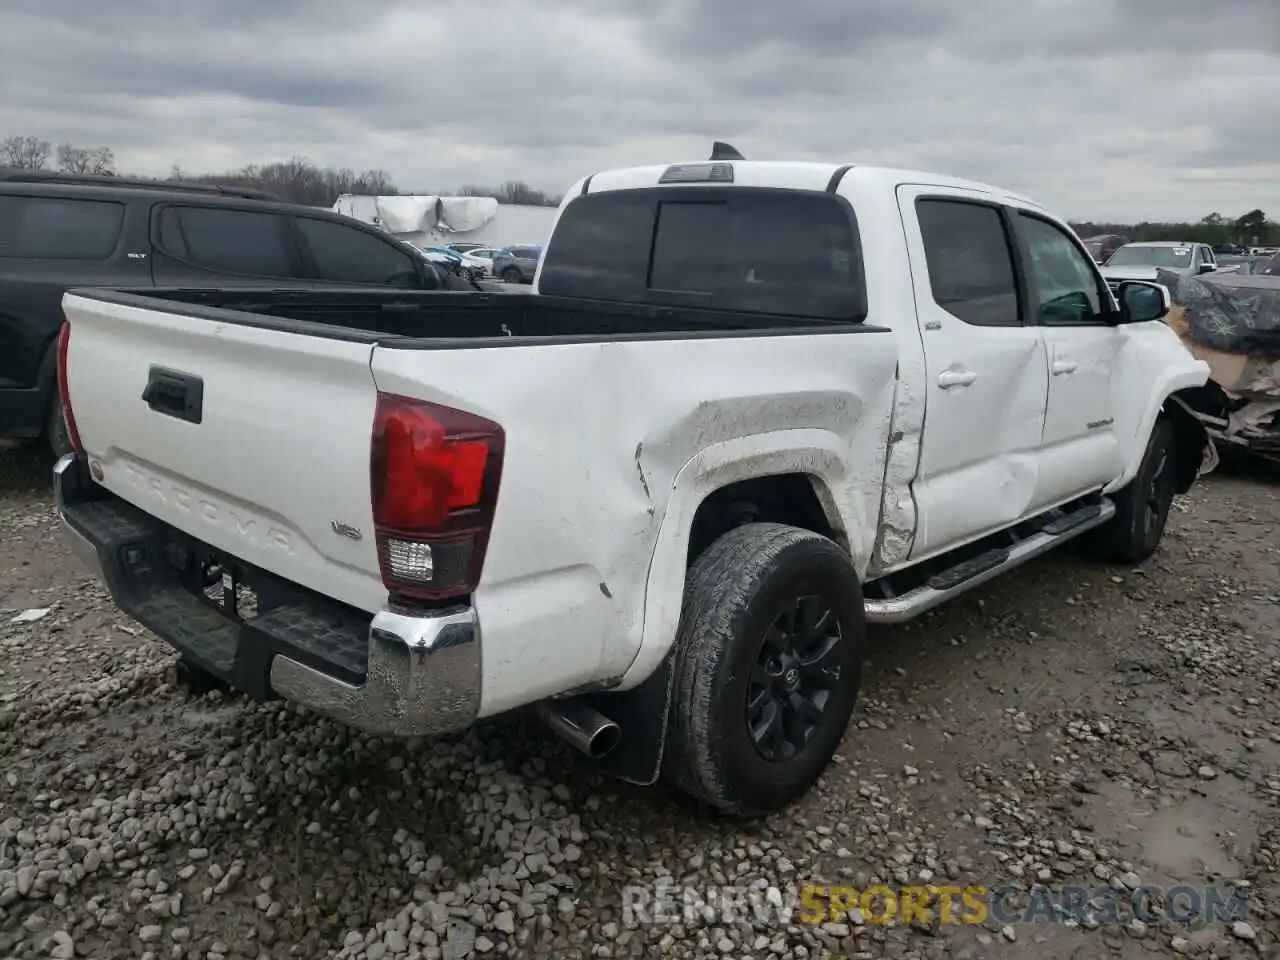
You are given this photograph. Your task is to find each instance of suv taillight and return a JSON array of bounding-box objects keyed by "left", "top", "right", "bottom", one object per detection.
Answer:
[
  {"left": 370, "top": 393, "right": 504, "bottom": 602},
  {"left": 56, "top": 320, "right": 84, "bottom": 455}
]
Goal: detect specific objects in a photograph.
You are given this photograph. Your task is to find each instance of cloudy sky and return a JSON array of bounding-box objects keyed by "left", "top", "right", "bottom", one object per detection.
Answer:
[{"left": 2, "top": 0, "right": 1277, "bottom": 222}]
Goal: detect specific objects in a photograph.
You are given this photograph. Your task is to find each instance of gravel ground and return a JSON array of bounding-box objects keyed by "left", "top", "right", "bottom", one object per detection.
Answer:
[{"left": 2, "top": 445, "right": 1278, "bottom": 959}]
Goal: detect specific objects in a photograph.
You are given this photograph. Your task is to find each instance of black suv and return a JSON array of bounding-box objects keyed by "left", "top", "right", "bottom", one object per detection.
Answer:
[{"left": 0, "top": 171, "right": 474, "bottom": 456}]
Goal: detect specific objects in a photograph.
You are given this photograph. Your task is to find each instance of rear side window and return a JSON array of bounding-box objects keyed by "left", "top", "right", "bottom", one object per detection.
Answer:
[
  {"left": 915, "top": 199, "right": 1020, "bottom": 326},
  {"left": 0, "top": 196, "right": 124, "bottom": 260},
  {"left": 294, "top": 217, "right": 421, "bottom": 287},
  {"left": 539, "top": 189, "right": 864, "bottom": 321},
  {"left": 156, "top": 206, "right": 295, "bottom": 278}
]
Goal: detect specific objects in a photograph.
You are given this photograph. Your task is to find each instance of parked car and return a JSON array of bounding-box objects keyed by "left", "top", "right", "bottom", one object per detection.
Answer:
[
  {"left": 1100, "top": 241, "right": 1218, "bottom": 283},
  {"left": 1081, "top": 234, "right": 1129, "bottom": 264},
  {"left": 491, "top": 244, "right": 542, "bottom": 283},
  {"left": 413, "top": 245, "right": 485, "bottom": 282},
  {"left": 1257, "top": 251, "right": 1280, "bottom": 276},
  {"left": 1212, "top": 253, "right": 1277, "bottom": 276},
  {"left": 457, "top": 246, "right": 502, "bottom": 277},
  {"left": 54, "top": 152, "right": 1210, "bottom": 818},
  {"left": 1213, "top": 253, "right": 1252, "bottom": 272},
  {"left": 0, "top": 170, "right": 473, "bottom": 456}
]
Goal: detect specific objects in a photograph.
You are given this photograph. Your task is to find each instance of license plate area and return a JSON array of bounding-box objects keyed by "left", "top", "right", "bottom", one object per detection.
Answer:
[{"left": 163, "top": 538, "right": 283, "bottom": 623}]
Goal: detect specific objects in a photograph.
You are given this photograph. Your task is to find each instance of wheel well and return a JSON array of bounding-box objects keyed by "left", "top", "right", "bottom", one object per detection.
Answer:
[
  {"left": 1164, "top": 390, "right": 1212, "bottom": 494},
  {"left": 686, "top": 474, "right": 839, "bottom": 566}
]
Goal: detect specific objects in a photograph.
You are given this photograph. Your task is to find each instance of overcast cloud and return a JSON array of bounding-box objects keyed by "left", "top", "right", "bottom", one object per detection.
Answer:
[{"left": 1, "top": 0, "right": 1277, "bottom": 221}]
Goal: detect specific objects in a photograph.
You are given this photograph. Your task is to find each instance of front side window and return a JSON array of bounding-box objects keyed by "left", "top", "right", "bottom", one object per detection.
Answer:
[
  {"left": 294, "top": 217, "right": 421, "bottom": 287},
  {"left": 1017, "top": 214, "right": 1105, "bottom": 325}
]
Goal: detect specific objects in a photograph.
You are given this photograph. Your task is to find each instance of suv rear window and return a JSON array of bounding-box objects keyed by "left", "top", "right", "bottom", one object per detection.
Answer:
[
  {"left": 538, "top": 188, "right": 864, "bottom": 321},
  {"left": 0, "top": 196, "right": 125, "bottom": 260}
]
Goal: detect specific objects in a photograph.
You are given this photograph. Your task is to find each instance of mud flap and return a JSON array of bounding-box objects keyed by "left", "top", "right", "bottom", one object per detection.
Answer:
[
  {"left": 1166, "top": 393, "right": 1220, "bottom": 484},
  {"left": 582, "top": 652, "right": 676, "bottom": 786}
]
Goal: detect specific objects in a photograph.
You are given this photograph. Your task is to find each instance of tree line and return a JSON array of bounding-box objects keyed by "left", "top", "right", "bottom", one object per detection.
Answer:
[
  {"left": 0, "top": 135, "right": 561, "bottom": 208},
  {"left": 3, "top": 134, "right": 1273, "bottom": 233},
  {"left": 1070, "top": 210, "right": 1278, "bottom": 248}
]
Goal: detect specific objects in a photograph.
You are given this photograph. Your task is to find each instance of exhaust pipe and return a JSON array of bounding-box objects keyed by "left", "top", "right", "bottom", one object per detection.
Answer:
[{"left": 537, "top": 698, "right": 622, "bottom": 759}]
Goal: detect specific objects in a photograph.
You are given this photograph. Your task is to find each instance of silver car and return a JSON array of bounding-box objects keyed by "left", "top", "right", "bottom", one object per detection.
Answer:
[{"left": 1099, "top": 241, "right": 1218, "bottom": 283}]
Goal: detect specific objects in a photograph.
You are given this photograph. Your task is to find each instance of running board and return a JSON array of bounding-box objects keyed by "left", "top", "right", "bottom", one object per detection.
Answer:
[{"left": 863, "top": 498, "right": 1116, "bottom": 624}]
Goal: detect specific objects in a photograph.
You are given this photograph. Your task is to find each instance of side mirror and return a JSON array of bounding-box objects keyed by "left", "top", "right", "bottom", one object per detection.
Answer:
[
  {"left": 1197, "top": 263, "right": 1216, "bottom": 274},
  {"left": 1115, "top": 280, "right": 1170, "bottom": 324}
]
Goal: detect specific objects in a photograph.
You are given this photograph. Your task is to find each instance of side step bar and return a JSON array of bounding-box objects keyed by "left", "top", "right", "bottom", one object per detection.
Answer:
[{"left": 863, "top": 498, "right": 1116, "bottom": 624}]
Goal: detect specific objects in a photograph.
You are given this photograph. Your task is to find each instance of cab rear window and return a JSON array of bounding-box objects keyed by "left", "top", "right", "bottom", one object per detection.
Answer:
[{"left": 538, "top": 188, "right": 866, "bottom": 321}]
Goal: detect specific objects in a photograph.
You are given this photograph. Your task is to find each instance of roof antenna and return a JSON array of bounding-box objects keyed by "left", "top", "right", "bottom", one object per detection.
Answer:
[{"left": 710, "top": 141, "right": 745, "bottom": 161}]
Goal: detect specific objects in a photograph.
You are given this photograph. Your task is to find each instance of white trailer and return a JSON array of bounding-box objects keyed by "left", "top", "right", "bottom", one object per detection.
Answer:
[{"left": 331, "top": 194, "right": 558, "bottom": 248}]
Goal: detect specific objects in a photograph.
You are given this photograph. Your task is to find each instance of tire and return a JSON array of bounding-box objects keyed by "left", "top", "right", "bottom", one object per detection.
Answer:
[
  {"left": 664, "top": 522, "right": 865, "bottom": 817},
  {"left": 46, "top": 395, "right": 72, "bottom": 460},
  {"left": 1083, "top": 415, "right": 1178, "bottom": 564},
  {"left": 502, "top": 267, "right": 522, "bottom": 283}
]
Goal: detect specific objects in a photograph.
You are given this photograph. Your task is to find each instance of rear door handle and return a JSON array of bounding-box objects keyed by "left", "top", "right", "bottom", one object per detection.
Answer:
[
  {"left": 937, "top": 369, "right": 977, "bottom": 389},
  {"left": 1052, "top": 359, "right": 1078, "bottom": 375}
]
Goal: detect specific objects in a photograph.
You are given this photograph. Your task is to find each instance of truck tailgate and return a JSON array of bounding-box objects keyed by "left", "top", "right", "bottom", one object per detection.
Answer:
[{"left": 62, "top": 293, "right": 387, "bottom": 613}]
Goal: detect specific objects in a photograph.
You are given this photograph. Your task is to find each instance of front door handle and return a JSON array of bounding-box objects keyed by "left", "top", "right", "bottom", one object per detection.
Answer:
[
  {"left": 1052, "top": 359, "right": 1078, "bottom": 375},
  {"left": 937, "top": 369, "right": 977, "bottom": 389}
]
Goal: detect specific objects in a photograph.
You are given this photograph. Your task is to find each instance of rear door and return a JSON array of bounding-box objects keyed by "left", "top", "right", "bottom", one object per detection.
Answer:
[
  {"left": 895, "top": 187, "right": 1050, "bottom": 558},
  {"left": 150, "top": 203, "right": 312, "bottom": 287}
]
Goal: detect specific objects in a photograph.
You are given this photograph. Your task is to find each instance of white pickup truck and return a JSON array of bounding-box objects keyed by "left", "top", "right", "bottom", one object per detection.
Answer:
[{"left": 54, "top": 151, "right": 1211, "bottom": 819}]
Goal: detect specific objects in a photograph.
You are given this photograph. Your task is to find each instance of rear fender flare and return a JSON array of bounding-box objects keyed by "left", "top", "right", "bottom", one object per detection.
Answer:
[{"left": 619, "top": 429, "right": 876, "bottom": 691}]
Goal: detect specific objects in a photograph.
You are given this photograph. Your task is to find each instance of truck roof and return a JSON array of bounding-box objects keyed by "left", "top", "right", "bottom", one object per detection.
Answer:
[
  {"left": 578, "top": 160, "right": 1047, "bottom": 211},
  {"left": 1121, "top": 241, "right": 1198, "bottom": 248}
]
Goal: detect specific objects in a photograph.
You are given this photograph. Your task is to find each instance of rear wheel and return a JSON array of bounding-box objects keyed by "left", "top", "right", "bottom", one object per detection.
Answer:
[
  {"left": 1082, "top": 416, "right": 1177, "bottom": 563},
  {"left": 664, "top": 523, "right": 864, "bottom": 817},
  {"left": 502, "top": 267, "right": 522, "bottom": 283}
]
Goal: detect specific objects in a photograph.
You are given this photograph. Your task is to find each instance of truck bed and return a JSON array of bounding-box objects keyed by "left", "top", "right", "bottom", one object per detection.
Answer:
[
  {"left": 60, "top": 281, "right": 898, "bottom": 714},
  {"left": 73, "top": 287, "right": 854, "bottom": 346}
]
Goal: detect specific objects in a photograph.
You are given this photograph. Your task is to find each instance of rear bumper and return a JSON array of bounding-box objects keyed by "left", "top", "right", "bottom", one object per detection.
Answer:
[{"left": 53, "top": 454, "right": 481, "bottom": 737}]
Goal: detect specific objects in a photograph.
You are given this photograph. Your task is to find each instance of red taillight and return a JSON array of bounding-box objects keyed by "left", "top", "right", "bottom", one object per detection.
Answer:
[
  {"left": 370, "top": 393, "right": 504, "bottom": 602},
  {"left": 56, "top": 320, "right": 84, "bottom": 455}
]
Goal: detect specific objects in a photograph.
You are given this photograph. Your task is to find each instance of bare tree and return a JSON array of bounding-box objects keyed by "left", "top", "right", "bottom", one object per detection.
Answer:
[
  {"left": 1, "top": 135, "right": 52, "bottom": 170},
  {"left": 56, "top": 144, "right": 116, "bottom": 175},
  {"left": 170, "top": 156, "right": 401, "bottom": 206}
]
